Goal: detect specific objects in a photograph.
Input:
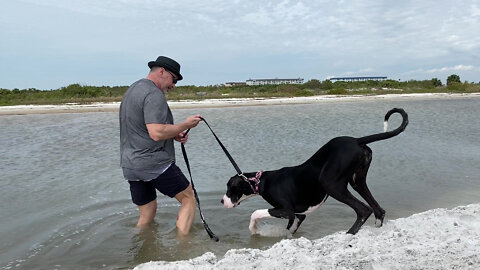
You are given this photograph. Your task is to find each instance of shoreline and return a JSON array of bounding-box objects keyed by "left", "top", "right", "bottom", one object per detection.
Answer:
[
  {"left": 1, "top": 92, "right": 479, "bottom": 115},
  {"left": 135, "top": 203, "right": 480, "bottom": 270}
]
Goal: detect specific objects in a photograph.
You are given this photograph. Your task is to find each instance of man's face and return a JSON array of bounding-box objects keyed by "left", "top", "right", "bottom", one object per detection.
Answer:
[{"left": 160, "top": 68, "right": 178, "bottom": 91}]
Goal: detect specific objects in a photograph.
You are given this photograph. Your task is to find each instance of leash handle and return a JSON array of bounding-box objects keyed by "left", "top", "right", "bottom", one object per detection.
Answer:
[
  {"left": 199, "top": 117, "right": 244, "bottom": 176},
  {"left": 181, "top": 131, "right": 219, "bottom": 242}
]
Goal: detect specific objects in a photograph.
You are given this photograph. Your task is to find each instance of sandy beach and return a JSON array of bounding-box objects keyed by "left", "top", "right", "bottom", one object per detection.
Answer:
[
  {"left": 134, "top": 203, "right": 480, "bottom": 270},
  {"left": 1, "top": 93, "right": 479, "bottom": 115}
]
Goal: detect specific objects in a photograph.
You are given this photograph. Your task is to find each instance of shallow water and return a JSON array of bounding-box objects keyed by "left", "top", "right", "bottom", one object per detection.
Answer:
[{"left": 1, "top": 97, "right": 479, "bottom": 269}]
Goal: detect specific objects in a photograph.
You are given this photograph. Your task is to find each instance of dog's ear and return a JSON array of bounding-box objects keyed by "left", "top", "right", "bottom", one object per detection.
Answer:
[
  {"left": 223, "top": 175, "right": 256, "bottom": 207},
  {"left": 226, "top": 175, "right": 242, "bottom": 192},
  {"left": 228, "top": 175, "right": 243, "bottom": 184},
  {"left": 226, "top": 175, "right": 254, "bottom": 196}
]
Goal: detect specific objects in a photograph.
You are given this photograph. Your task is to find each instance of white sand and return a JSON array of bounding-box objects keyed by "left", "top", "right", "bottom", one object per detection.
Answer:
[
  {"left": 1, "top": 93, "right": 479, "bottom": 115},
  {"left": 135, "top": 203, "right": 480, "bottom": 270}
]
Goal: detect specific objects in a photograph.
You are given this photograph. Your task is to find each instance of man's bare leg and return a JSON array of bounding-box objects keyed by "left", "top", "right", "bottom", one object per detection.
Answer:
[
  {"left": 174, "top": 184, "right": 196, "bottom": 235},
  {"left": 137, "top": 199, "right": 157, "bottom": 228}
]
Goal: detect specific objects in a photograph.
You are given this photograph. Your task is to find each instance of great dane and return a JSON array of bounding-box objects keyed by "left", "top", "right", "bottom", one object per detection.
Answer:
[{"left": 221, "top": 108, "right": 408, "bottom": 235}]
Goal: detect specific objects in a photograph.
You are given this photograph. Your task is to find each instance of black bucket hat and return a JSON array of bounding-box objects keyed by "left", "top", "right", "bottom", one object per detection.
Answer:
[{"left": 148, "top": 56, "right": 183, "bottom": 81}]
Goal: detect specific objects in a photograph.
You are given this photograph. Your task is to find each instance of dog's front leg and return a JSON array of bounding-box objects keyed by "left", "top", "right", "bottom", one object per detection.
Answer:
[
  {"left": 289, "top": 214, "right": 306, "bottom": 234},
  {"left": 249, "top": 209, "right": 272, "bottom": 234},
  {"left": 267, "top": 208, "right": 296, "bottom": 231},
  {"left": 249, "top": 208, "right": 296, "bottom": 234}
]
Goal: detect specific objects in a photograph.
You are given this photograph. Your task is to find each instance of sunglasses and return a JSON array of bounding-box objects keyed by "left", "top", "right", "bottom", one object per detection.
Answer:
[{"left": 166, "top": 70, "right": 178, "bottom": 84}]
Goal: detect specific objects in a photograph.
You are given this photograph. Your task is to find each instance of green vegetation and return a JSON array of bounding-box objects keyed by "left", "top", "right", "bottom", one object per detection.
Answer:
[
  {"left": 0, "top": 84, "right": 128, "bottom": 106},
  {"left": 1, "top": 75, "right": 479, "bottom": 106},
  {"left": 447, "top": 74, "right": 461, "bottom": 85}
]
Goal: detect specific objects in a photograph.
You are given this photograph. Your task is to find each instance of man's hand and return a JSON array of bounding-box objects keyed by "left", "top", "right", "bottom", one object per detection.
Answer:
[
  {"left": 174, "top": 132, "right": 189, "bottom": 144},
  {"left": 147, "top": 115, "right": 202, "bottom": 142},
  {"left": 174, "top": 115, "right": 202, "bottom": 144},
  {"left": 184, "top": 115, "right": 202, "bottom": 129}
]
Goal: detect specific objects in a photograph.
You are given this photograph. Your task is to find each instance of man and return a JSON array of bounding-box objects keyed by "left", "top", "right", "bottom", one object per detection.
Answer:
[{"left": 120, "top": 56, "right": 202, "bottom": 235}]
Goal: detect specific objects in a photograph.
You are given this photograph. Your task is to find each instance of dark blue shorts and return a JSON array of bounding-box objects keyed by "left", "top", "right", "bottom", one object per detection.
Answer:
[{"left": 128, "top": 164, "right": 190, "bottom": 206}]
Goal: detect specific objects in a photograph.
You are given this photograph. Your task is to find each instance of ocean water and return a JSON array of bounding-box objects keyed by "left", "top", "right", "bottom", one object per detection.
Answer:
[{"left": 1, "top": 97, "right": 479, "bottom": 269}]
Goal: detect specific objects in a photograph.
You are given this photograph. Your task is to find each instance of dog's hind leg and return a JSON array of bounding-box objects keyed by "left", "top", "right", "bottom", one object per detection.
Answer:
[
  {"left": 350, "top": 147, "right": 386, "bottom": 227},
  {"left": 351, "top": 172, "right": 386, "bottom": 227},
  {"left": 330, "top": 188, "right": 372, "bottom": 234},
  {"left": 319, "top": 164, "right": 373, "bottom": 234}
]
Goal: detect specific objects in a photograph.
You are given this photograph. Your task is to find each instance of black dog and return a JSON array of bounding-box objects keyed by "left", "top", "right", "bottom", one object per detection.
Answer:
[{"left": 221, "top": 108, "right": 408, "bottom": 235}]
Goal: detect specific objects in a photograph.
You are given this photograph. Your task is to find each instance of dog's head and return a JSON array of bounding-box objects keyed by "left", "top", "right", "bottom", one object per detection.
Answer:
[{"left": 221, "top": 174, "right": 256, "bottom": 208}]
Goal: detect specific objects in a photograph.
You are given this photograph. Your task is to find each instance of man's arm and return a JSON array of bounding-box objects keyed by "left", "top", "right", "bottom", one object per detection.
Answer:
[{"left": 146, "top": 115, "right": 201, "bottom": 141}]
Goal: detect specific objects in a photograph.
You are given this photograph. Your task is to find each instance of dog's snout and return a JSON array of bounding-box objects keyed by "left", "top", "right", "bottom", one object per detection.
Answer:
[
  {"left": 222, "top": 195, "right": 235, "bottom": 208},
  {"left": 221, "top": 199, "right": 224, "bottom": 204}
]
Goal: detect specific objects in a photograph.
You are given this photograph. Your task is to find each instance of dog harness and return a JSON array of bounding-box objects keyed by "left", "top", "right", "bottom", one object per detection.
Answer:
[{"left": 246, "top": 171, "right": 263, "bottom": 194}]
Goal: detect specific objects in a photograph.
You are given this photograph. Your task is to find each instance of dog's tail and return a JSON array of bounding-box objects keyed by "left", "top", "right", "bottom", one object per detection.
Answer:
[{"left": 357, "top": 108, "right": 408, "bottom": 145}]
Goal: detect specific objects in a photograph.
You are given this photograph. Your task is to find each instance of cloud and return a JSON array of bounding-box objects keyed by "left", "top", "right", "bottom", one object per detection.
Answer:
[
  {"left": 399, "top": 64, "right": 479, "bottom": 82},
  {"left": 1, "top": 0, "right": 479, "bottom": 88},
  {"left": 345, "top": 68, "right": 375, "bottom": 76},
  {"left": 11, "top": 0, "right": 480, "bottom": 57},
  {"left": 426, "top": 65, "right": 476, "bottom": 73}
]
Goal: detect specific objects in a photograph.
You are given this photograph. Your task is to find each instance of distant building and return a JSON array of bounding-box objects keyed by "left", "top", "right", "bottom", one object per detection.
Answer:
[
  {"left": 246, "top": 78, "right": 304, "bottom": 86},
  {"left": 225, "top": 82, "right": 247, "bottom": 87},
  {"left": 329, "top": 76, "right": 387, "bottom": 82}
]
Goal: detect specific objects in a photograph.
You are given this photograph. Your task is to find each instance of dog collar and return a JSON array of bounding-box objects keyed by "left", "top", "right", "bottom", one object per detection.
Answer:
[{"left": 247, "top": 171, "right": 263, "bottom": 194}]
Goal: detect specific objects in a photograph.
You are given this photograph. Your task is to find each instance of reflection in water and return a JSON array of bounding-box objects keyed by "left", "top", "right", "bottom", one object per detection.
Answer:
[
  {"left": 129, "top": 221, "right": 201, "bottom": 266},
  {"left": 131, "top": 223, "right": 163, "bottom": 264}
]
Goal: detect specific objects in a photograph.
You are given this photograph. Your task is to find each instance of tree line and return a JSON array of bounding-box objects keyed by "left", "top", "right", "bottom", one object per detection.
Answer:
[{"left": 0, "top": 74, "right": 478, "bottom": 106}]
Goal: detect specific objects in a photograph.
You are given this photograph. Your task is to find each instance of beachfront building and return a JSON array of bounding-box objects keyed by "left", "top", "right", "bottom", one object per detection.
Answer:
[
  {"left": 329, "top": 76, "right": 387, "bottom": 82},
  {"left": 246, "top": 78, "right": 304, "bottom": 86},
  {"left": 225, "top": 82, "right": 247, "bottom": 87}
]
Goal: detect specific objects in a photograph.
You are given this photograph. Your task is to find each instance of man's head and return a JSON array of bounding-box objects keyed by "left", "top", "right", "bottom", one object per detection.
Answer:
[
  {"left": 148, "top": 56, "right": 183, "bottom": 80},
  {"left": 147, "top": 56, "right": 182, "bottom": 91}
]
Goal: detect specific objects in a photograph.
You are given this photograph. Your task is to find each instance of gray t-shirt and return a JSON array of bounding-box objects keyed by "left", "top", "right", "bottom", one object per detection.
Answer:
[{"left": 119, "top": 79, "right": 175, "bottom": 180}]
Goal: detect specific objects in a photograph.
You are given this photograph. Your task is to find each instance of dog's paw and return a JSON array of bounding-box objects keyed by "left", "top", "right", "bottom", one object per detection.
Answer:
[
  {"left": 375, "top": 218, "right": 384, "bottom": 227},
  {"left": 249, "top": 221, "right": 258, "bottom": 234},
  {"left": 249, "top": 220, "right": 259, "bottom": 234}
]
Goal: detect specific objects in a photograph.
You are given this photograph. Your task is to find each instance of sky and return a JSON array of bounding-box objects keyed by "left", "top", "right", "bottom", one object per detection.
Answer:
[{"left": 1, "top": 0, "right": 479, "bottom": 90}]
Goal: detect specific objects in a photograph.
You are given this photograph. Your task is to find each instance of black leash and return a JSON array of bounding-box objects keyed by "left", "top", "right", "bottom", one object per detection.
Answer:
[
  {"left": 180, "top": 117, "right": 245, "bottom": 241},
  {"left": 199, "top": 117, "right": 244, "bottom": 176},
  {"left": 181, "top": 128, "right": 219, "bottom": 242}
]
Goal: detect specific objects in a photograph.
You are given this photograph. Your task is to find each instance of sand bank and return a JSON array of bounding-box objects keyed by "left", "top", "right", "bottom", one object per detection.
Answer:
[
  {"left": 135, "top": 203, "right": 480, "bottom": 270},
  {"left": 1, "top": 93, "right": 479, "bottom": 115}
]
